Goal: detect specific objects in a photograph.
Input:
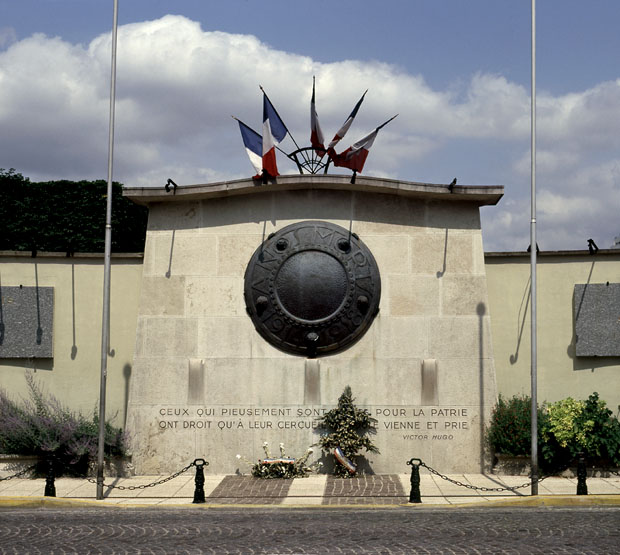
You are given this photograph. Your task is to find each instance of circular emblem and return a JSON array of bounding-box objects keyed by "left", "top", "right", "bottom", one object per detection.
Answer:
[{"left": 244, "top": 221, "right": 381, "bottom": 357}]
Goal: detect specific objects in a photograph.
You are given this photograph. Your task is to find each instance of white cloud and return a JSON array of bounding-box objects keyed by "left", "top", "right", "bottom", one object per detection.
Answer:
[{"left": 0, "top": 15, "right": 618, "bottom": 250}]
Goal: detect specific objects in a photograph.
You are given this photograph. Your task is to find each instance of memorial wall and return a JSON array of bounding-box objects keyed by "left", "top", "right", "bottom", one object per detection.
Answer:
[{"left": 124, "top": 175, "right": 503, "bottom": 475}]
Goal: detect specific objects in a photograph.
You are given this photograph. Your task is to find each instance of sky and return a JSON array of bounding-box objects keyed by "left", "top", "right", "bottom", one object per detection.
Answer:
[{"left": 1, "top": 0, "right": 619, "bottom": 252}]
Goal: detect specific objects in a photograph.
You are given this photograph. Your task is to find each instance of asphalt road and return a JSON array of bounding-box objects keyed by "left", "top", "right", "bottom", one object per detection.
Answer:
[{"left": 1, "top": 506, "right": 619, "bottom": 554}]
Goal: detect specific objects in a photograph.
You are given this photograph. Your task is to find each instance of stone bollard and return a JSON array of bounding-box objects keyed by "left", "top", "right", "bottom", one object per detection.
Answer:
[
  {"left": 406, "top": 458, "right": 422, "bottom": 503},
  {"left": 193, "top": 458, "right": 208, "bottom": 503},
  {"left": 576, "top": 453, "right": 588, "bottom": 495},
  {"left": 44, "top": 457, "right": 56, "bottom": 497}
]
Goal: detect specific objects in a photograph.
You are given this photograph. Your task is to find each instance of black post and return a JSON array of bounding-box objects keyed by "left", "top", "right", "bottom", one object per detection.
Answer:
[
  {"left": 193, "top": 458, "right": 208, "bottom": 504},
  {"left": 407, "top": 458, "right": 422, "bottom": 503},
  {"left": 44, "top": 457, "right": 56, "bottom": 497},
  {"left": 576, "top": 452, "right": 587, "bottom": 495}
]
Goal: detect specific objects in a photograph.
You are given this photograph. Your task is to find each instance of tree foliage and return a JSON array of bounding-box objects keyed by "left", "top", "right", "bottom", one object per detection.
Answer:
[{"left": 0, "top": 168, "right": 147, "bottom": 253}]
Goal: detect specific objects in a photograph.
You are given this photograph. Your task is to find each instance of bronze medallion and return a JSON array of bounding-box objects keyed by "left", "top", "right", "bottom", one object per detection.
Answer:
[{"left": 244, "top": 221, "right": 381, "bottom": 357}]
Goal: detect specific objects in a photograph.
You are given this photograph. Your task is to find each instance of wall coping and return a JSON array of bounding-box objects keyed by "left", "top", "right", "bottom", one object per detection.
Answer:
[{"left": 123, "top": 174, "right": 504, "bottom": 206}]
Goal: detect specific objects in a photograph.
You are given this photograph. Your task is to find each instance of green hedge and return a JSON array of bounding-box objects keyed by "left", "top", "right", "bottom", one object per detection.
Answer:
[{"left": 0, "top": 169, "right": 147, "bottom": 253}]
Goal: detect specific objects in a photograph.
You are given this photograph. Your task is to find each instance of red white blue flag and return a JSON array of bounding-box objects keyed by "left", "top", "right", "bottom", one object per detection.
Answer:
[
  {"left": 310, "top": 77, "right": 326, "bottom": 156},
  {"left": 332, "top": 114, "right": 398, "bottom": 173},
  {"left": 327, "top": 90, "right": 367, "bottom": 153},
  {"left": 334, "top": 446, "right": 357, "bottom": 474},
  {"left": 262, "top": 91, "right": 288, "bottom": 177},
  {"left": 236, "top": 118, "right": 262, "bottom": 179}
]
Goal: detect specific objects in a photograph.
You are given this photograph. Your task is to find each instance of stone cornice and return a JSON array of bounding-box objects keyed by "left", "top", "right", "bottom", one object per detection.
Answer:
[{"left": 123, "top": 174, "right": 503, "bottom": 206}]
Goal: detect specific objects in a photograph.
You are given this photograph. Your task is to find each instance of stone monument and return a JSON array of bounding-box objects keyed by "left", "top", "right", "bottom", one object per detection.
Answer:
[{"left": 124, "top": 174, "right": 502, "bottom": 474}]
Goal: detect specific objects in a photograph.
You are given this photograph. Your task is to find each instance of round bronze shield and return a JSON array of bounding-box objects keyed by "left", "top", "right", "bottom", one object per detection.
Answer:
[{"left": 243, "top": 221, "right": 381, "bottom": 357}]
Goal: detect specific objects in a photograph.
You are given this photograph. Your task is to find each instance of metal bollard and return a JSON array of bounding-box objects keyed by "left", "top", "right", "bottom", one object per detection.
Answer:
[
  {"left": 406, "top": 458, "right": 422, "bottom": 503},
  {"left": 193, "top": 458, "right": 208, "bottom": 504},
  {"left": 576, "top": 453, "right": 587, "bottom": 495},
  {"left": 44, "top": 457, "right": 56, "bottom": 497}
]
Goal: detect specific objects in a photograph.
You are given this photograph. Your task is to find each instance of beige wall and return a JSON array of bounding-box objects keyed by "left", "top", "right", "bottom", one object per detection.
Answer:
[
  {"left": 486, "top": 251, "right": 620, "bottom": 411},
  {"left": 5, "top": 250, "right": 618, "bottom": 423},
  {"left": 125, "top": 181, "right": 498, "bottom": 475},
  {"left": 0, "top": 253, "right": 142, "bottom": 428}
]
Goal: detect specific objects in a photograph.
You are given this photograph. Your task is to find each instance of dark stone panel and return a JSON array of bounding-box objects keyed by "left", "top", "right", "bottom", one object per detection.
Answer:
[
  {"left": 574, "top": 283, "right": 620, "bottom": 356},
  {"left": 0, "top": 286, "right": 54, "bottom": 358}
]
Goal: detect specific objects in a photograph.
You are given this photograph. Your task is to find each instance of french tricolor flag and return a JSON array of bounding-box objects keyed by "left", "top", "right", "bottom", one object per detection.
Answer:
[
  {"left": 327, "top": 90, "right": 367, "bottom": 153},
  {"left": 262, "top": 91, "right": 288, "bottom": 178},
  {"left": 236, "top": 119, "right": 262, "bottom": 179},
  {"left": 310, "top": 77, "right": 326, "bottom": 156},
  {"left": 332, "top": 114, "right": 398, "bottom": 174}
]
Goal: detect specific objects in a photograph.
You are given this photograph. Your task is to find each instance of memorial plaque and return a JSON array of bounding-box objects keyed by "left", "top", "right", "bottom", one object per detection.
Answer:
[
  {"left": 0, "top": 286, "right": 54, "bottom": 358},
  {"left": 244, "top": 221, "right": 381, "bottom": 357},
  {"left": 574, "top": 283, "right": 620, "bottom": 356}
]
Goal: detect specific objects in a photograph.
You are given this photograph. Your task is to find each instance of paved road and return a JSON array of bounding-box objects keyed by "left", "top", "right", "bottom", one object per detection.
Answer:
[{"left": 1, "top": 507, "right": 619, "bottom": 553}]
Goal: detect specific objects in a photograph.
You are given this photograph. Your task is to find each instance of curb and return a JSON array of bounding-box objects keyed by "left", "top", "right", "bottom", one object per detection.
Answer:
[{"left": 1, "top": 495, "right": 620, "bottom": 510}]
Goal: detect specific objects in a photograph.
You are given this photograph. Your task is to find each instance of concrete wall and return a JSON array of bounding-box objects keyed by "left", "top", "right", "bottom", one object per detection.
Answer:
[
  {"left": 0, "top": 253, "right": 142, "bottom": 428},
  {"left": 486, "top": 250, "right": 620, "bottom": 411},
  {"left": 125, "top": 178, "right": 498, "bottom": 475}
]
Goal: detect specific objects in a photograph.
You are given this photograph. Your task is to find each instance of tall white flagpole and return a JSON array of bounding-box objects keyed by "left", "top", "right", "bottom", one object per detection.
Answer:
[
  {"left": 97, "top": 0, "right": 119, "bottom": 501},
  {"left": 530, "top": 0, "right": 539, "bottom": 496}
]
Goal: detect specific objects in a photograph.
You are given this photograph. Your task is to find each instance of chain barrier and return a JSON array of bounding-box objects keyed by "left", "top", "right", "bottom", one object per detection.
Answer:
[
  {"left": 87, "top": 460, "right": 201, "bottom": 490},
  {"left": 406, "top": 457, "right": 578, "bottom": 497},
  {"left": 416, "top": 459, "right": 542, "bottom": 492},
  {"left": 0, "top": 464, "right": 37, "bottom": 482}
]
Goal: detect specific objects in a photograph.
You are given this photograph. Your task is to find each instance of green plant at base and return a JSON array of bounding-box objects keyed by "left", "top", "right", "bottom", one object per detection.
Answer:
[
  {"left": 0, "top": 373, "right": 128, "bottom": 477},
  {"left": 486, "top": 394, "right": 547, "bottom": 457},
  {"left": 540, "top": 393, "right": 620, "bottom": 468},
  {"left": 316, "top": 386, "right": 379, "bottom": 478}
]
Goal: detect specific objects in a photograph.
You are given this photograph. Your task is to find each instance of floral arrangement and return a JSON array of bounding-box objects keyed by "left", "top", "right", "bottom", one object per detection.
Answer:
[
  {"left": 236, "top": 441, "right": 322, "bottom": 479},
  {"left": 316, "top": 386, "right": 379, "bottom": 478}
]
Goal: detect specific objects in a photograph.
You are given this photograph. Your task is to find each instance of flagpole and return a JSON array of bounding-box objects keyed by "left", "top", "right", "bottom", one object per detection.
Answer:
[
  {"left": 530, "top": 0, "right": 539, "bottom": 496},
  {"left": 97, "top": 0, "right": 118, "bottom": 501}
]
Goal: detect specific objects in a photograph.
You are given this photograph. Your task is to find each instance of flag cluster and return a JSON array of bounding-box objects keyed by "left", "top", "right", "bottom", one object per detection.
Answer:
[{"left": 235, "top": 81, "right": 396, "bottom": 180}]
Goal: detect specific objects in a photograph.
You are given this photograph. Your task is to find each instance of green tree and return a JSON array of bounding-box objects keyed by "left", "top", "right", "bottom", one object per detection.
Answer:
[{"left": 0, "top": 169, "right": 147, "bottom": 253}]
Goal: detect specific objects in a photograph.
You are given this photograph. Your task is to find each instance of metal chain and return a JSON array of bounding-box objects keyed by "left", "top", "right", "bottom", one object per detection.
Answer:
[
  {"left": 417, "top": 460, "right": 548, "bottom": 492},
  {"left": 87, "top": 461, "right": 198, "bottom": 490},
  {"left": 0, "top": 464, "right": 37, "bottom": 482}
]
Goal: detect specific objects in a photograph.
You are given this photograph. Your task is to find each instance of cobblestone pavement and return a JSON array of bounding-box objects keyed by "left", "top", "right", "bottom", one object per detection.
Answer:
[
  {"left": 323, "top": 474, "right": 405, "bottom": 505},
  {"left": 206, "top": 476, "right": 294, "bottom": 505},
  {"left": 1, "top": 507, "right": 619, "bottom": 553}
]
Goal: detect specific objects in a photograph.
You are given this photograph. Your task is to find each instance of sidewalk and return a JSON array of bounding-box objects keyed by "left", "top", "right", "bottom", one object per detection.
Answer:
[{"left": 2, "top": 472, "right": 620, "bottom": 508}]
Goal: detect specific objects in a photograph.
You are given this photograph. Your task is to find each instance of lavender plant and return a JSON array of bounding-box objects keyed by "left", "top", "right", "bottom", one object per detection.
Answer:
[{"left": 0, "top": 373, "right": 127, "bottom": 476}]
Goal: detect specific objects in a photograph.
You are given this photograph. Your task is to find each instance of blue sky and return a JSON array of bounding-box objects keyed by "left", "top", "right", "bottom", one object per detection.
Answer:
[{"left": 1, "top": 1, "right": 619, "bottom": 251}]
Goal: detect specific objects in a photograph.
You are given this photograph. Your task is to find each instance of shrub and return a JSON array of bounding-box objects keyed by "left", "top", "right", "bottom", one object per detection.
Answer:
[
  {"left": 316, "top": 386, "right": 379, "bottom": 478},
  {"left": 487, "top": 392, "right": 620, "bottom": 472},
  {"left": 0, "top": 373, "right": 128, "bottom": 476},
  {"left": 540, "top": 393, "right": 620, "bottom": 468},
  {"left": 486, "top": 394, "right": 544, "bottom": 457}
]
